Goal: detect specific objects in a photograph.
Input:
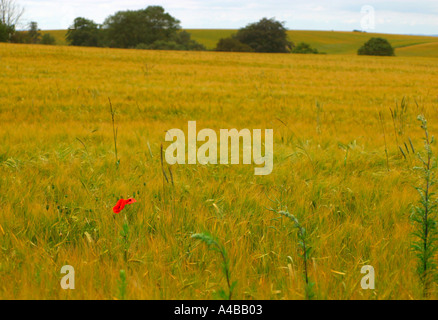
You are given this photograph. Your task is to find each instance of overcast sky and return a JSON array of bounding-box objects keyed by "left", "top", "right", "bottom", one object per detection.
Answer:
[{"left": 19, "top": 0, "right": 438, "bottom": 35}]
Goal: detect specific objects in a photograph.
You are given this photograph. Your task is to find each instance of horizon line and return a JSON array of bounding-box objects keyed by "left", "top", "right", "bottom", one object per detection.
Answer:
[{"left": 31, "top": 28, "right": 438, "bottom": 37}]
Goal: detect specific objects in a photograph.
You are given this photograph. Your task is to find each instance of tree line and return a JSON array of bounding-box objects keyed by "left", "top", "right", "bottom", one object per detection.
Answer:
[
  {"left": 65, "top": 6, "right": 206, "bottom": 51},
  {"left": 1, "top": 3, "right": 318, "bottom": 53},
  {"left": 1, "top": 2, "right": 395, "bottom": 56},
  {"left": 65, "top": 9, "right": 322, "bottom": 54},
  {"left": 64, "top": 10, "right": 321, "bottom": 54}
]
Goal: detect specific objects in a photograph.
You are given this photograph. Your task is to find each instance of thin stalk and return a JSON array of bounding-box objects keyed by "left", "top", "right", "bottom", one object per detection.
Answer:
[
  {"left": 379, "top": 111, "right": 390, "bottom": 171},
  {"left": 108, "top": 97, "right": 118, "bottom": 167}
]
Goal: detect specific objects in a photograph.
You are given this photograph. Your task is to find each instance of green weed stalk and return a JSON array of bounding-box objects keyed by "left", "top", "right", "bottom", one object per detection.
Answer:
[
  {"left": 411, "top": 115, "right": 438, "bottom": 298},
  {"left": 191, "top": 232, "right": 236, "bottom": 300}
]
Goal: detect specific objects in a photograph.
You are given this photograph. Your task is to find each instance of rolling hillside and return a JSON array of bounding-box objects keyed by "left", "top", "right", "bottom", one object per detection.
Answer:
[
  {"left": 41, "top": 29, "right": 438, "bottom": 57},
  {"left": 395, "top": 41, "right": 438, "bottom": 57}
]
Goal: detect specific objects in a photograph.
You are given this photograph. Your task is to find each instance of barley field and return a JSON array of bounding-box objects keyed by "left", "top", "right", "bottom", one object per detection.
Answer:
[{"left": 1, "top": 42, "right": 438, "bottom": 300}]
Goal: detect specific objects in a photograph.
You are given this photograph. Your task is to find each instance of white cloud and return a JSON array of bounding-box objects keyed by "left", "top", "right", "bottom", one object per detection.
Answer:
[{"left": 17, "top": 0, "right": 438, "bottom": 34}]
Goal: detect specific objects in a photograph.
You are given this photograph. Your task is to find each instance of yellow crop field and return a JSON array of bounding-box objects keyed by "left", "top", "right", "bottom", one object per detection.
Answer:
[{"left": 1, "top": 42, "right": 438, "bottom": 300}]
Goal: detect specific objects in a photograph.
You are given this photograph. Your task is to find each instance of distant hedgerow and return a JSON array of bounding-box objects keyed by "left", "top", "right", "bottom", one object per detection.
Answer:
[{"left": 291, "top": 42, "right": 320, "bottom": 54}]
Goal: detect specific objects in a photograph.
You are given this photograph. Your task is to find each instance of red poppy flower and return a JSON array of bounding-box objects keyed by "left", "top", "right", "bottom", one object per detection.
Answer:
[{"left": 113, "top": 198, "right": 137, "bottom": 214}]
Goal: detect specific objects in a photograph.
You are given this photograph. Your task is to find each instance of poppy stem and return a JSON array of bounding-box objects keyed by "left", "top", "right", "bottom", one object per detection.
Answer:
[
  {"left": 109, "top": 97, "right": 119, "bottom": 168},
  {"left": 160, "top": 144, "right": 168, "bottom": 205}
]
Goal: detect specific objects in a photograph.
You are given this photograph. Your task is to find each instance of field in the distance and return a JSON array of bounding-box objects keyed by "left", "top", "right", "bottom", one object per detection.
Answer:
[
  {"left": 1, "top": 43, "right": 438, "bottom": 299},
  {"left": 41, "top": 28, "right": 438, "bottom": 57}
]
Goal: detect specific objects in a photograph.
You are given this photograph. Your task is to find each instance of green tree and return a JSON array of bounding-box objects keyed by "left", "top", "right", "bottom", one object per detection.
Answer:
[
  {"left": 103, "top": 6, "right": 181, "bottom": 48},
  {"left": 358, "top": 37, "right": 394, "bottom": 56},
  {"left": 0, "top": 0, "right": 24, "bottom": 42},
  {"left": 215, "top": 37, "right": 253, "bottom": 52},
  {"left": 66, "top": 17, "right": 101, "bottom": 47},
  {"left": 0, "top": 21, "right": 13, "bottom": 42},
  {"left": 28, "top": 21, "right": 41, "bottom": 44},
  {"left": 41, "top": 33, "right": 56, "bottom": 45},
  {"left": 234, "top": 18, "right": 292, "bottom": 53}
]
